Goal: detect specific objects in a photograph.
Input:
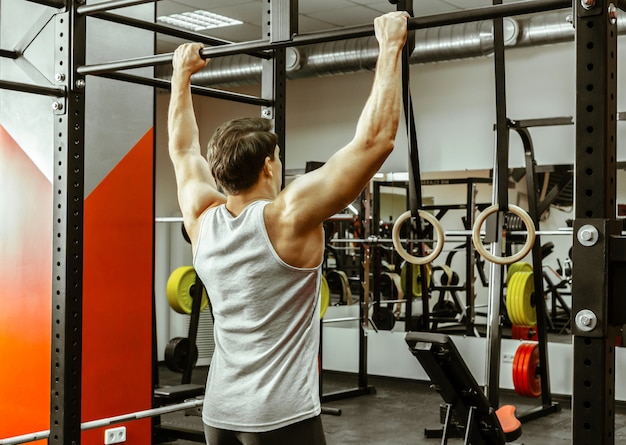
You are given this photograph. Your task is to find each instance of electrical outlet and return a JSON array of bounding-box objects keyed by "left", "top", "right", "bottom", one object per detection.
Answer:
[
  {"left": 104, "top": 426, "right": 126, "bottom": 444},
  {"left": 502, "top": 353, "right": 515, "bottom": 364}
]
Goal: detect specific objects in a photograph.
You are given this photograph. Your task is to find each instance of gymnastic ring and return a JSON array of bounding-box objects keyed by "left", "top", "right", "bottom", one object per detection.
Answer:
[
  {"left": 392, "top": 210, "right": 444, "bottom": 265},
  {"left": 471, "top": 204, "right": 536, "bottom": 265}
]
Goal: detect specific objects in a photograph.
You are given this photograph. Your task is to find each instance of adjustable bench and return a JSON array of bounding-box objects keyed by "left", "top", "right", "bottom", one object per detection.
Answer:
[{"left": 405, "top": 332, "right": 522, "bottom": 445}]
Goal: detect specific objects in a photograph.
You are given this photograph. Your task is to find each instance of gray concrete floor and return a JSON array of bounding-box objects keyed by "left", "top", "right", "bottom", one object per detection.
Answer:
[{"left": 155, "top": 365, "right": 626, "bottom": 445}]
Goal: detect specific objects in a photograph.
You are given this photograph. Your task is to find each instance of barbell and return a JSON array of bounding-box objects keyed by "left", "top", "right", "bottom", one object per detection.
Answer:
[{"left": 0, "top": 399, "right": 203, "bottom": 445}]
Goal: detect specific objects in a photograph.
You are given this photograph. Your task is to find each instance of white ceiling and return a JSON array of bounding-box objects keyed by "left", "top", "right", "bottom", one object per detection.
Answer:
[{"left": 155, "top": 0, "right": 523, "bottom": 51}]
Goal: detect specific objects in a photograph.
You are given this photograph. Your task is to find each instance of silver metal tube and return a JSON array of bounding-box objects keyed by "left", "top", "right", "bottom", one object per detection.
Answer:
[
  {"left": 77, "top": 0, "right": 159, "bottom": 15},
  {"left": 155, "top": 216, "right": 183, "bottom": 223},
  {"left": 484, "top": 135, "right": 504, "bottom": 404},
  {"left": 447, "top": 229, "right": 574, "bottom": 236},
  {"left": 0, "top": 431, "right": 50, "bottom": 445},
  {"left": 0, "top": 49, "right": 18, "bottom": 59},
  {"left": 0, "top": 400, "right": 203, "bottom": 445},
  {"left": 322, "top": 316, "right": 361, "bottom": 324},
  {"left": 0, "top": 80, "right": 65, "bottom": 97},
  {"left": 81, "top": 399, "right": 203, "bottom": 429}
]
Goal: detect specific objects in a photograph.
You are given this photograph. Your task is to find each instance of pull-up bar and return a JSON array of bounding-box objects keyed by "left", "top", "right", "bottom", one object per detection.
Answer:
[
  {"left": 76, "top": 0, "right": 160, "bottom": 15},
  {"left": 99, "top": 71, "right": 272, "bottom": 106},
  {"left": 0, "top": 49, "right": 18, "bottom": 59},
  {"left": 23, "top": 0, "right": 64, "bottom": 9},
  {"left": 0, "top": 79, "right": 65, "bottom": 97},
  {"left": 78, "top": 0, "right": 570, "bottom": 77}
]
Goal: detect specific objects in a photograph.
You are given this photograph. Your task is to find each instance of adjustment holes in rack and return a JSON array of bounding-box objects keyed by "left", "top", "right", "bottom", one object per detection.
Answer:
[
  {"left": 586, "top": 146, "right": 593, "bottom": 154},
  {"left": 586, "top": 63, "right": 594, "bottom": 71},
  {"left": 584, "top": 358, "right": 592, "bottom": 367},
  {"left": 584, "top": 380, "right": 592, "bottom": 388}
]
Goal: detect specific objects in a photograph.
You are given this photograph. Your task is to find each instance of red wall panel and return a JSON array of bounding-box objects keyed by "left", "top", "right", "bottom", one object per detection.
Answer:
[
  {"left": 81, "top": 129, "right": 154, "bottom": 444},
  {"left": 0, "top": 125, "right": 51, "bottom": 441},
  {"left": 0, "top": 125, "right": 155, "bottom": 444}
]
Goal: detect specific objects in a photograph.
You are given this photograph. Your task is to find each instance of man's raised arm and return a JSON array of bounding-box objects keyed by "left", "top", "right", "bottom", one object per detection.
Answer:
[
  {"left": 168, "top": 43, "right": 225, "bottom": 245},
  {"left": 276, "top": 11, "right": 410, "bottom": 228}
]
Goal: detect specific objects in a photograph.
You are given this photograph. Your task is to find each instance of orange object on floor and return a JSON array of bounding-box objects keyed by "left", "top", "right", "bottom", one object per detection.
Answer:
[{"left": 496, "top": 404, "right": 522, "bottom": 442}]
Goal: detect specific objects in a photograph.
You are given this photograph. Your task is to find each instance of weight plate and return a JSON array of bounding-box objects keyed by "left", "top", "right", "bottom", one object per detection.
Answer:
[
  {"left": 506, "top": 262, "right": 532, "bottom": 285},
  {"left": 337, "top": 270, "right": 353, "bottom": 305},
  {"left": 381, "top": 272, "right": 403, "bottom": 300},
  {"left": 372, "top": 307, "right": 395, "bottom": 331},
  {"left": 320, "top": 274, "right": 330, "bottom": 320},
  {"left": 518, "top": 343, "right": 533, "bottom": 397},
  {"left": 524, "top": 343, "right": 541, "bottom": 397},
  {"left": 506, "top": 272, "right": 522, "bottom": 326},
  {"left": 433, "top": 300, "right": 458, "bottom": 318},
  {"left": 436, "top": 265, "right": 453, "bottom": 286},
  {"left": 519, "top": 343, "right": 533, "bottom": 397},
  {"left": 512, "top": 342, "right": 541, "bottom": 397},
  {"left": 513, "top": 343, "right": 531, "bottom": 397},
  {"left": 166, "top": 266, "right": 209, "bottom": 315},
  {"left": 506, "top": 271, "right": 536, "bottom": 327},
  {"left": 512, "top": 342, "right": 525, "bottom": 395},
  {"left": 164, "top": 337, "right": 199, "bottom": 373},
  {"left": 326, "top": 269, "right": 353, "bottom": 305},
  {"left": 505, "top": 272, "right": 518, "bottom": 325},
  {"left": 511, "top": 325, "right": 538, "bottom": 341},
  {"left": 400, "top": 263, "right": 431, "bottom": 299},
  {"left": 516, "top": 271, "right": 536, "bottom": 327}
]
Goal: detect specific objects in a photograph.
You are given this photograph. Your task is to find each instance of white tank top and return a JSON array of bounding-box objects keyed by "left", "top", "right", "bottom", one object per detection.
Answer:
[{"left": 193, "top": 200, "right": 322, "bottom": 432}]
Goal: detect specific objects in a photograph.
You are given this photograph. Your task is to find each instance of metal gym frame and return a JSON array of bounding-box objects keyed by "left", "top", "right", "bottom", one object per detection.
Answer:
[{"left": 1, "top": 0, "right": 625, "bottom": 444}]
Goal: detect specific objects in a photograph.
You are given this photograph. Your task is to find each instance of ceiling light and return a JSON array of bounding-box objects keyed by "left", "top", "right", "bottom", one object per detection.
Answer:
[{"left": 157, "top": 10, "right": 243, "bottom": 32}]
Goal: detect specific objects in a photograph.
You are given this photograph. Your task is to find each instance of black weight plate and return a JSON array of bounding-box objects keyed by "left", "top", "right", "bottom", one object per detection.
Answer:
[{"left": 164, "top": 337, "right": 199, "bottom": 373}]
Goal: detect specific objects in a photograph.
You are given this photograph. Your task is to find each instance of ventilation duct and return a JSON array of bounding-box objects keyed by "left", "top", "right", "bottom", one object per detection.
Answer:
[{"left": 157, "top": 10, "right": 622, "bottom": 88}]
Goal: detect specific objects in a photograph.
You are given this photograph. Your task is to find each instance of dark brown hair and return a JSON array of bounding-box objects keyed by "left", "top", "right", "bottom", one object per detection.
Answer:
[{"left": 207, "top": 117, "right": 278, "bottom": 195}]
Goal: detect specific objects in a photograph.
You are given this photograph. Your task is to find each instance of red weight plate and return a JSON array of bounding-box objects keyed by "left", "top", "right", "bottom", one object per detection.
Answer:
[
  {"left": 526, "top": 344, "right": 542, "bottom": 397},
  {"left": 512, "top": 347, "right": 520, "bottom": 393},
  {"left": 518, "top": 343, "right": 531, "bottom": 397},
  {"left": 512, "top": 343, "right": 530, "bottom": 396}
]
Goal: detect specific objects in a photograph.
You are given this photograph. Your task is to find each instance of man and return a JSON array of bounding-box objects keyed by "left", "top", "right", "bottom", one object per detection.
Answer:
[{"left": 168, "top": 10, "right": 409, "bottom": 445}]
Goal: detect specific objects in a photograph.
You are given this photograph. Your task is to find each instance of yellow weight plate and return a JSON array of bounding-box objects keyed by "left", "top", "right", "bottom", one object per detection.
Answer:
[
  {"left": 401, "top": 262, "right": 431, "bottom": 298},
  {"left": 320, "top": 274, "right": 330, "bottom": 320},
  {"left": 166, "top": 266, "right": 209, "bottom": 315},
  {"left": 517, "top": 271, "right": 536, "bottom": 327},
  {"left": 506, "top": 262, "right": 532, "bottom": 286},
  {"left": 506, "top": 272, "right": 522, "bottom": 326},
  {"left": 511, "top": 271, "right": 528, "bottom": 327}
]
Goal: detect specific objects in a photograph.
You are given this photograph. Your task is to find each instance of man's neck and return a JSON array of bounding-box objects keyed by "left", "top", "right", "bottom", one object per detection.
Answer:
[{"left": 225, "top": 187, "right": 275, "bottom": 217}]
